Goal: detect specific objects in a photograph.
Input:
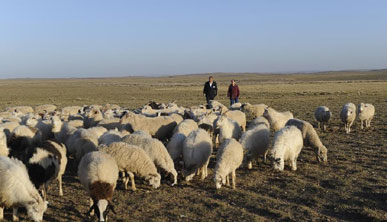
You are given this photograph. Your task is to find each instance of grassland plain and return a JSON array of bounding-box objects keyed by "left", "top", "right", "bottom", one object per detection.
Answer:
[{"left": 0, "top": 70, "right": 386, "bottom": 221}]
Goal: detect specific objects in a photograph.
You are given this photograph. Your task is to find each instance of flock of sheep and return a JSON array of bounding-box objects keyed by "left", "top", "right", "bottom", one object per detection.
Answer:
[{"left": 0, "top": 100, "right": 375, "bottom": 221}]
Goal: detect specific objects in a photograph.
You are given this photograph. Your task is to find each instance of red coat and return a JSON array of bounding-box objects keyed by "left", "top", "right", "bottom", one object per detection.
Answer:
[{"left": 227, "top": 84, "right": 240, "bottom": 99}]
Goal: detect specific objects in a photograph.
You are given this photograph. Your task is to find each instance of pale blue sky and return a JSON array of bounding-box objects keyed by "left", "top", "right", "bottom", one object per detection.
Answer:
[{"left": 0, "top": 0, "right": 386, "bottom": 78}]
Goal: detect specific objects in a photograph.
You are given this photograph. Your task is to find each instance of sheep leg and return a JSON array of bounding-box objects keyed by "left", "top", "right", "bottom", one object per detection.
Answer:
[
  {"left": 231, "top": 170, "right": 236, "bottom": 189},
  {"left": 89, "top": 198, "right": 94, "bottom": 216},
  {"left": 317, "top": 122, "right": 321, "bottom": 129},
  {"left": 226, "top": 175, "right": 230, "bottom": 186},
  {"left": 122, "top": 175, "right": 129, "bottom": 190},
  {"left": 360, "top": 120, "right": 364, "bottom": 130},
  {"left": 58, "top": 176, "right": 63, "bottom": 196},
  {"left": 264, "top": 151, "right": 268, "bottom": 163},
  {"left": 247, "top": 161, "right": 253, "bottom": 169},
  {"left": 323, "top": 123, "right": 327, "bottom": 131},
  {"left": 291, "top": 159, "right": 297, "bottom": 171},
  {"left": 0, "top": 207, "right": 3, "bottom": 221},
  {"left": 12, "top": 207, "right": 19, "bottom": 222},
  {"left": 128, "top": 172, "right": 136, "bottom": 191}
]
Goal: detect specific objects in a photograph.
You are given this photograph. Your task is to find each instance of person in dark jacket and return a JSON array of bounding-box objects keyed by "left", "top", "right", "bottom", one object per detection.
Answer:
[
  {"left": 203, "top": 76, "right": 217, "bottom": 104},
  {"left": 227, "top": 79, "right": 240, "bottom": 106}
]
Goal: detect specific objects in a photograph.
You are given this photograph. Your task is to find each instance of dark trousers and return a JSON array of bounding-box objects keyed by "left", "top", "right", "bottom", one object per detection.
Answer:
[{"left": 230, "top": 97, "right": 239, "bottom": 106}]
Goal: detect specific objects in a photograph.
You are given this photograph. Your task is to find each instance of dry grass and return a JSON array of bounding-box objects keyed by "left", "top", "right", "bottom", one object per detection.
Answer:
[{"left": 0, "top": 70, "right": 386, "bottom": 221}]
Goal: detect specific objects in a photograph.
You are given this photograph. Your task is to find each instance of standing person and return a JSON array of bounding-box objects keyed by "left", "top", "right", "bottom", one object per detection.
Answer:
[
  {"left": 203, "top": 76, "right": 218, "bottom": 104},
  {"left": 227, "top": 79, "right": 240, "bottom": 106}
]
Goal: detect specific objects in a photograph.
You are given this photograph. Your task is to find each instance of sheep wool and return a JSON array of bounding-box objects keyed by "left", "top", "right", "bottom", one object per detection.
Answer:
[
  {"left": 214, "top": 138, "right": 244, "bottom": 189},
  {"left": 263, "top": 107, "right": 294, "bottom": 132},
  {"left": 0, "top": 156, "right": 47, "bottom": 222},
  {"left": 357, "top": 103, "right": 375, "bottom": 129},
  {"left": 340, "top": 103, "right": 356, "bottom": 134},
  {"left": 269, "top": 126, "right": 303, "bottom": 171},
  {"left": 314, "top": 106, "right": 332, "bottom": 131},
  {"left": 78, "top": 151, "right": 119, "bottom": 222}
]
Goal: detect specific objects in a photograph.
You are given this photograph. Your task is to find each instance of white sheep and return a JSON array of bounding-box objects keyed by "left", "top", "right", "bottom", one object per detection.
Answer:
[
  {"left": 241, "top": 103, "right": 268, "bottom": 118},
  {"left": 83, "top": 107, "right": 104, "bottom": 128},
  {"left": 78, "top": 151, "right": 119, "bottom": 222},
  {"left": 0, "top": 156, "right": 47, "bottom": 222},
  {"left": 182, "top": 129, "right": 213, "bottom": 182},
  {"left": 263, "top": 107, "right": 294, "bottom": 131},
  {"left": 65, "top": 128, "right": 99, "bottom": 160},
  {"left": 285, "top": 118, "right": 328, "bottom": 163},
  {"left": 25, "top": 116, "right": 53, "bottom": 141},
  {"left": 6, "top": 106, "right": 34, "bottom": 114},
  {"left": 340, "top": 103, "right": 356, "bottom": 134},
  {"left": 0, "top": 128, "right": 9, "bottom": 157},
  {"left": 99, "top": 142, "right": 161, "bottom": 191},
  {"left": 215, "top": 116, "right": 241, "bottom": 144},
  {"left": 9, "top": 125, "right": 42, "bottom": 159},
  {"left": 122, "top": 134, "right": 177, "bottom": 185},
  {"left": 167, "top": 120, "right": 198, "bottom": 162},
  {"left": 240, "top": 124, "right": 270, "bottom": 169},
  {"left": 98, "top": 129, "right": 130, "bottom": 145},
  {"left": 97, "top": 118, "right": 122, "bottom": 130},
  {"left": 247, "top": 116, "right": 270, "bottom": 130},
  {"left": 223, "top": 110, "right": 246, "bottom": 131},
  {"left": 51, "top": 116, "right": 78, "bottom": 144},
  {"left": 229, "top": 102, "right": 242, "bottom": 110},
  {"left": 214, "top": 138, "right": 243, "bottom": 189},
  {"left": 60, "top": 106, "right": 82, "bottom": 120},
  {"left": 269, "top": 125, "right": 303, "bottom": 171},
  {"left": 120, "top": 111, "right": 182, "bottom": 140},
  {"left": 314, "top": 106, "right": 332, "bottom": 131},
  {"left": 34, "top": 104, "right": 57, "bottom": 114},
  {"left": 357, "top": 103, "right": 375, "bottom": 129}
]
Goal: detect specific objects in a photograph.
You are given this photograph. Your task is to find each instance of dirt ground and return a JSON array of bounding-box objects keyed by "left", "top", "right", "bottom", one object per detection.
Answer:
[{"left": 0, "top": 70, "right": 386, "bottom": 221}]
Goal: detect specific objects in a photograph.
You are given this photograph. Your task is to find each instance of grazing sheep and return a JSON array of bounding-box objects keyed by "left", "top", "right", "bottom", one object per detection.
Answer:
[
  {"left": 84, "top": 107, "right": 104, "bottom": 128},
  {"left": 0, "top": 128, "right": 9, "bottom": 157},
  {"left": 9, "top": 125, "right": 42, "bottom": 160},
  {"left": 215, "top": 116, "right": 241, "bottom": 144},
  {"left": 286, "top": 119, "right": 328, "bottom": 163},
  {"left": 120, "top": 111, "right": 181, "bottom": 140},
  {"left": 314, "top": 106, "right": 332, "bottom": 131},
  {"left": 214, "top": 138, "right": 243, "bottom": 189},
  {"left": 240, "top": 124, "right": 271, "bottom": 169},
  {"left": 78, "top": 151, "right": 119, "bottom": 222},
  {"left": 6, "top": 106, "right": 34, "bottom": 114},
  {"left": 98, "top": 129, "right": 130, "bottom": 145},
  {"left": 99, "top": 142, "right": 161, "bottom": 190},
  {"left": 66, "top": 128, "right": 99, "bottom": 160},
  {"left": 51, "top": 116, "right": 78, "bottom": 144},
  {"left": 357, "top": 103, "right": 375, "bottom": 129},
  {"left": 35, "top": 104, "right": 57, "bottom": 115},
  {"left": 263, "top": 107, "right": 294, "bottom": 131},
  {"left": 340, "top": 103, "right": 356, "bottom": 134},
  {"left": 167, "top": 120, "right": 198, "bottom": 162},
  {"left": 24, "top": 141, "right": 64, "bottom": 200},
  {"left": 0, "top": 156, "right": 47, "bottom": 222},
  {"left": 241, "top": 103, "right": 268, "bottom": 118},
  {"left": 269, "top": 126, "right": 303, "bottom": 171},
  {"left": 223, "top": 110, "right": 246, "bottom": 131},
  {"left": 247, "top": 116, "right": 270, "bottom": 130},
  {"left": 122, "top": 135, "right": 177, "bottom": 185},
  {"left": 182, "top": 129, "right": 213, "bottom": 182}
]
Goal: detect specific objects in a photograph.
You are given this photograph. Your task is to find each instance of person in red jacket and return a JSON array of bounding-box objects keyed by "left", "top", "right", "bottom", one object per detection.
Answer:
[{"left": 227, "top": 79, "right": 240, "bottom": 106}]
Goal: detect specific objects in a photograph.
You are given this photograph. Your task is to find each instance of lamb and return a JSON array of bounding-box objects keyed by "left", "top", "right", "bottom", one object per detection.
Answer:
[
  {"left": 0, "top": 128, "right": 9, "bottom": 157},
  {"left": 241, "top": 103, "right": 268, "bottom": 118},
  {"left": 182, "top": 129, "right": 213, "bottom": 182},
  {"left": 314, "top": 106, "right": 332, "bottom": 131},
  {"left": 214, "top": 138, "right": 243, "bottom": 189},
  {"left": 247, "top": 116, "right": 270, "bottom": 130},
  {"left": 340, "top": 103, "right": 356, "bottom": 134},
  {"left": 285, "top": 118, "right": 328, "bottom": 163},
  {"left": 0, "top": 156, "right": 47, "bottom": 222},
  {"left": 263, "top": 107, "right": 294, "bottom": 131},
  {"left": 215, "top": 116, "right": 241, "bottom": 144},
  {"left": 78, "top": 151, "right": 119, "bottom": 222},
  {"left": 99, "top": 142, "right": 161, "bottom": 190},
  {"left": 98, "top": 129, "right": 130, "bottom": 145},
  {"left": 223, "top": 110, "right": 246, "bottom": 131},
  {"left": 122, "top": 135, "right": 177, "bottom": 185},
  {"left": 269, "top": 125, "right": 303, "bottom": 171},
  {"left": 240, "top": 124, "right": 270, "bottom": 169},
  {"left": 120, "top": 111, "right": 181, "bottom": 140},
  {"left": 357, "top": 103, "right": 375, "bottom": 129}
]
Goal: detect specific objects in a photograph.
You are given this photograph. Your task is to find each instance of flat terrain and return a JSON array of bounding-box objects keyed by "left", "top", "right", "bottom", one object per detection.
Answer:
[{"left": 0, "top": 70, "right": 386, "bottom": 221}]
